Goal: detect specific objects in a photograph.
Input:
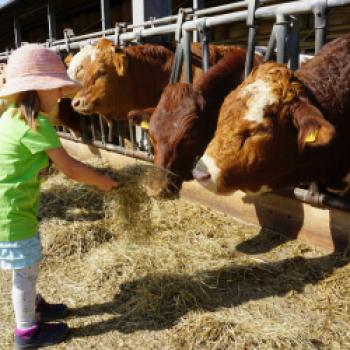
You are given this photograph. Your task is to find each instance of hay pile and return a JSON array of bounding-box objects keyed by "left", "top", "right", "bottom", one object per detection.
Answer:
[{"left": 1, "top": 156, "right": 349, "bottom": 350}]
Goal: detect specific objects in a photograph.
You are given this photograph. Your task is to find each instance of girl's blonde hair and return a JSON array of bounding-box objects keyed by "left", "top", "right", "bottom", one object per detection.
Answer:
[{"left": 14, "top": 91, "right": 40, "bottom": 130}]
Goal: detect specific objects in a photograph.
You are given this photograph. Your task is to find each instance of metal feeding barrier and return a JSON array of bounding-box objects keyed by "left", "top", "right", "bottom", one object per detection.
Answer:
[{"left": 0, "top": 0, "right": 350, "bottom": 212}]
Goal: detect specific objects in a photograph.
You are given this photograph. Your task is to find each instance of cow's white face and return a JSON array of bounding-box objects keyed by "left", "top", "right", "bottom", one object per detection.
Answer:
[
  {"left": 67, "top": 44, "right": 95, "bottom": 82},
  {"left": 239, "top": 79, "right": 279, "bottom": 123}
]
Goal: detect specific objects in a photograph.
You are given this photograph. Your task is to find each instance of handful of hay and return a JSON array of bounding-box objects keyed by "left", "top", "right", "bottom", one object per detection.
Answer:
[
  {"left": 103, "top": 163, "right": 164, "bottom": 241},
  {"left": 40, "top": 159, "right": 177, "bottom": 247}
]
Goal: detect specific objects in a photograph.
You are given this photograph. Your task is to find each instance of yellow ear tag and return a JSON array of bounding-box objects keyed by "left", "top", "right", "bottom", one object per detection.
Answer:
[
  {"left": 140, "top": 121, "right": 149, "bottom": 130},
  {"left": 305, "top": 130, "right": 318, "bottom": 143}
]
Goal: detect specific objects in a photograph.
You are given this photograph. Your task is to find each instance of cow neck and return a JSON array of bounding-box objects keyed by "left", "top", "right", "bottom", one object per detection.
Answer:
[{"left": 194, "top": 50, "right": 246, "bottom": 129}]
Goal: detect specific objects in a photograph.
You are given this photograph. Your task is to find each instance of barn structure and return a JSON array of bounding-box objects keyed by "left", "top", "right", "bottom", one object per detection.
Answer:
[{"left": 0, "top": 0, "right": 349, "bottom": 250}]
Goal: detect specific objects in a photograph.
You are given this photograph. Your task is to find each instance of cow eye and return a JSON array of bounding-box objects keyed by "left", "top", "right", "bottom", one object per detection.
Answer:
[
  {"left": 95, "top": 69, "right": 107, "bottom": 78},
  {"left": 238, "top": 131, "right": 250, "bottom": 150}
]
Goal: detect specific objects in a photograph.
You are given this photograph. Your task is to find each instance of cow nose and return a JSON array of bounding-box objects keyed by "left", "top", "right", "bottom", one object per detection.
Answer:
[
  {"left": 72, "top": 97, "right": 83, "bottom": 109},
  {"left": 192, "top": 167, "right": 211, "bottom": 182}
]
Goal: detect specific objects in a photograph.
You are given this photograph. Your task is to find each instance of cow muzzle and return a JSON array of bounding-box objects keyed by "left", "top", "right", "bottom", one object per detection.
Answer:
[
  {"left": 71, "top": 96, "right": 93, "bottom": 114},
  {"left": 193, "top": 155, "right": 220, "bottom": 192}
]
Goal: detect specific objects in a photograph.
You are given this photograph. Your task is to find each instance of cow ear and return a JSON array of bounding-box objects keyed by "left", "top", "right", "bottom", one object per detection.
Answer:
[
  {"left": 292, "top": 97, "right": 335, "bottom": 151},
  {"left": 64, "top": 53, "right": 73, "bottom": 68},
  {"left": 127, "top": 107, "right": 155, "bottom": 130},
  {"left": 113, "top": 52, "right": 128, "bottom": 76}
]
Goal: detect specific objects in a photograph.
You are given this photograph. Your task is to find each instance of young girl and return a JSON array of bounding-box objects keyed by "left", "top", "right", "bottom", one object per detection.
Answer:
[{"left": 0, "top": 44, "right": 120, "bottom": 349}]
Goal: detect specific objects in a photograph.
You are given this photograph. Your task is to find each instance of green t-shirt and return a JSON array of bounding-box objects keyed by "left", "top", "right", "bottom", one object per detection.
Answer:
[{"left": 0, "top": 108, "right": 61, "bottom": 242}]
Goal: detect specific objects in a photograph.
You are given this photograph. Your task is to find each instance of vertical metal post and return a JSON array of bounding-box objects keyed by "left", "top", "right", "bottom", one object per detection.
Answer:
[
  {"left": 98, "top": 115, "right": 106, "bottom": 145},
  {"left": 63, "top": 28, "right": 74, "bottom": 52},
  {"left": 116, "top": 121, "right": 124, "bottom": 147},
  {"left": 245, "top": 0, "right": 259, "bottom": 78},
  {"left": 108, "top": 121, "right": 114, "bottom": 143},
  {"left": 286, "top": 16, "right": 300, "bottom": 70},
  {"left": 100, "top": 0, "right": 112, "bottom": 33},
  {"left": 193, "top": 0, "right": 204, "bottom": 43},
  {"left": 313, "top": 0, "right": 327, "bottom": 54},
  {"left": 14, "top": 17, "right": 21, "bottom": 48},
  {"left": 128, "top": 120, "right": 136, "bottom": 150},
  {"left": 90, "top": 116, "right": 96, "bottom": 142},
  {"left": 182, "top": 30, "right": 193, "bottom": 83},
  {"left": 47, "top": 0, "right": 56, "bottom": 45},
  {"left": 264, "top": 25, "right": 276, "bottom": 61},
  {"left": 197, "top": 19, "right": 210, "bottom": 73},
  {"left": 275, "top": 14, "right": 288, "bottom": 64},
  {"left": 245, "top": 26, "right": 257, "bottom": 77}
]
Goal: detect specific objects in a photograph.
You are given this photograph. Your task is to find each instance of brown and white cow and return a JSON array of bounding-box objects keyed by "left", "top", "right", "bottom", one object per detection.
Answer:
[
  {"left": 193, "top": 34, "right": 350, "bottom": 194},
  {"left": 71, "top": 38, "right": 240, "bottom": 121},
  {"left": 129, "top": 48, "right": 262, "bottom": 193}
]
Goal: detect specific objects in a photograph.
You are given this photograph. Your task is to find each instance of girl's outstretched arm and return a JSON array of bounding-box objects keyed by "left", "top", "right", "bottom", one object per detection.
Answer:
[{"left": 46, "top": 147, "right": 120, "bottom": 191}]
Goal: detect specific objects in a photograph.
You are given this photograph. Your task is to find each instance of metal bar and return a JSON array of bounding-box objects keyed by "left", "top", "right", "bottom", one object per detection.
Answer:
[
  {"left": 46, "top": 0, "right": 276, "bottom": 46},
  {"left": 245, "top": 25, "right": 257, "bottom": 77},
  {"left": 194, "top": 0, "right": 275, "bottom": 16},
  {"left": 57, "top": 132, "right": 153, "bottom": 162},
  {"left": 98, "top": 115, "right": 106, "bottom": 145},
  {"left": 277, "top": 187, "right": 350, "bottom": 211},
  {"left": 313, "top": 0, "right": 327, "bottom": 53},
  {"left": 275, "top": 14, "right": 288, "bottom": 64},
  {"left": 182, "top": 29, "right": 193, "bottom": 83},
  {"left": 196, "top": 18, "right": 210, "bottom": 73},
  {"left": 287, "top": 16, "right": 300, "bottom": 70},
  {"left": 245, "top": 0, "right": 259, "bottom": 78},
  {"left": 183, "top": 0, "right": 350, "bottom": 31},
  {"left": 63, "top": 28, "right": 74, "bottom": 52},
  {"left": 13, "top": 17, "right": 21, "bottom": 48},
  {"left": 47, "top": 0, "right": 56, "bottom": 44},
  {"left": 0, "top": 0, "right": 349, "bottom": 59},
  {"left": 0, "top": 0, "right": 349, "bottom": 56},
  {"left": 193, "top": 0, "right": 204, "bottom": 42},
  {"left": 100, "top": 0, "right": 111, "bottom": 33},
  {"left": 201, "top": 30, "right": 210, "bottom": 73},
  {"left": 108, "top": 120, "right": 114, "bottom": 143},
  {"left": 169, "top": 43, "right": 183, "bottom": 83},
  {"left": 90, "top": 116, "right": 96, "bottom": 141},
  {"left": 8, "top": 0, "right": 344, "bottom": 55},
  {"left": 128, "top": 120, "right": 136, "bottom": 150},
  {"left": 264, "top": 24, "right": 276, "bottom": 61},
  {"left": 51, "top": 10, "right": 192, "bottom": 46}
]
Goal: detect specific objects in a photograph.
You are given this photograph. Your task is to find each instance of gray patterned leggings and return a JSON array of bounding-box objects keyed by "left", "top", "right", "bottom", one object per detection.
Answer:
[{"left": 12, "top": 264, "right": 39, "bottom": 329}]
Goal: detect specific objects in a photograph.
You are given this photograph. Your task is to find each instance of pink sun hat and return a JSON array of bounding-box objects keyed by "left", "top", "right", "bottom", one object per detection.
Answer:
[{"left": 0, "top": 44, "right": 80, "bottom": 99}]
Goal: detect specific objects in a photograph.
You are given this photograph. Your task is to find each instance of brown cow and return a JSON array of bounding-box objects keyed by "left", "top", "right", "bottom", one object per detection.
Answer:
[
  {"left": 71, "top": 38, "right": 240, "bottom": 121},
  {"left": 129, "top": 48, "right": 262, "bottom": 193},
  {"left": 193, "top": 34, "right": 350, "bottom": 195}
]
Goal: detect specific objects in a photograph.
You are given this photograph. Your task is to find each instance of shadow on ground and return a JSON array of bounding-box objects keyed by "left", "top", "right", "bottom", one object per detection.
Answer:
[{"left": 68, "top": 251, "right": 349, "bottom": 338}]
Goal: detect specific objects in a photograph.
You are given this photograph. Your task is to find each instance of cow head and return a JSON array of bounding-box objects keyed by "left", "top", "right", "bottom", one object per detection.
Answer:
[
  {"left": 71, "top": 39, "right": 128, "bottom": 116},
  {"left": 66, "top": 44, "right": 95, "bottom": 83},
  {"left": 193, "top": 62, "right": 335, "bottom": 194},
  {"left": 129, "top": 83, "right": 206, "bottom": 194}
]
